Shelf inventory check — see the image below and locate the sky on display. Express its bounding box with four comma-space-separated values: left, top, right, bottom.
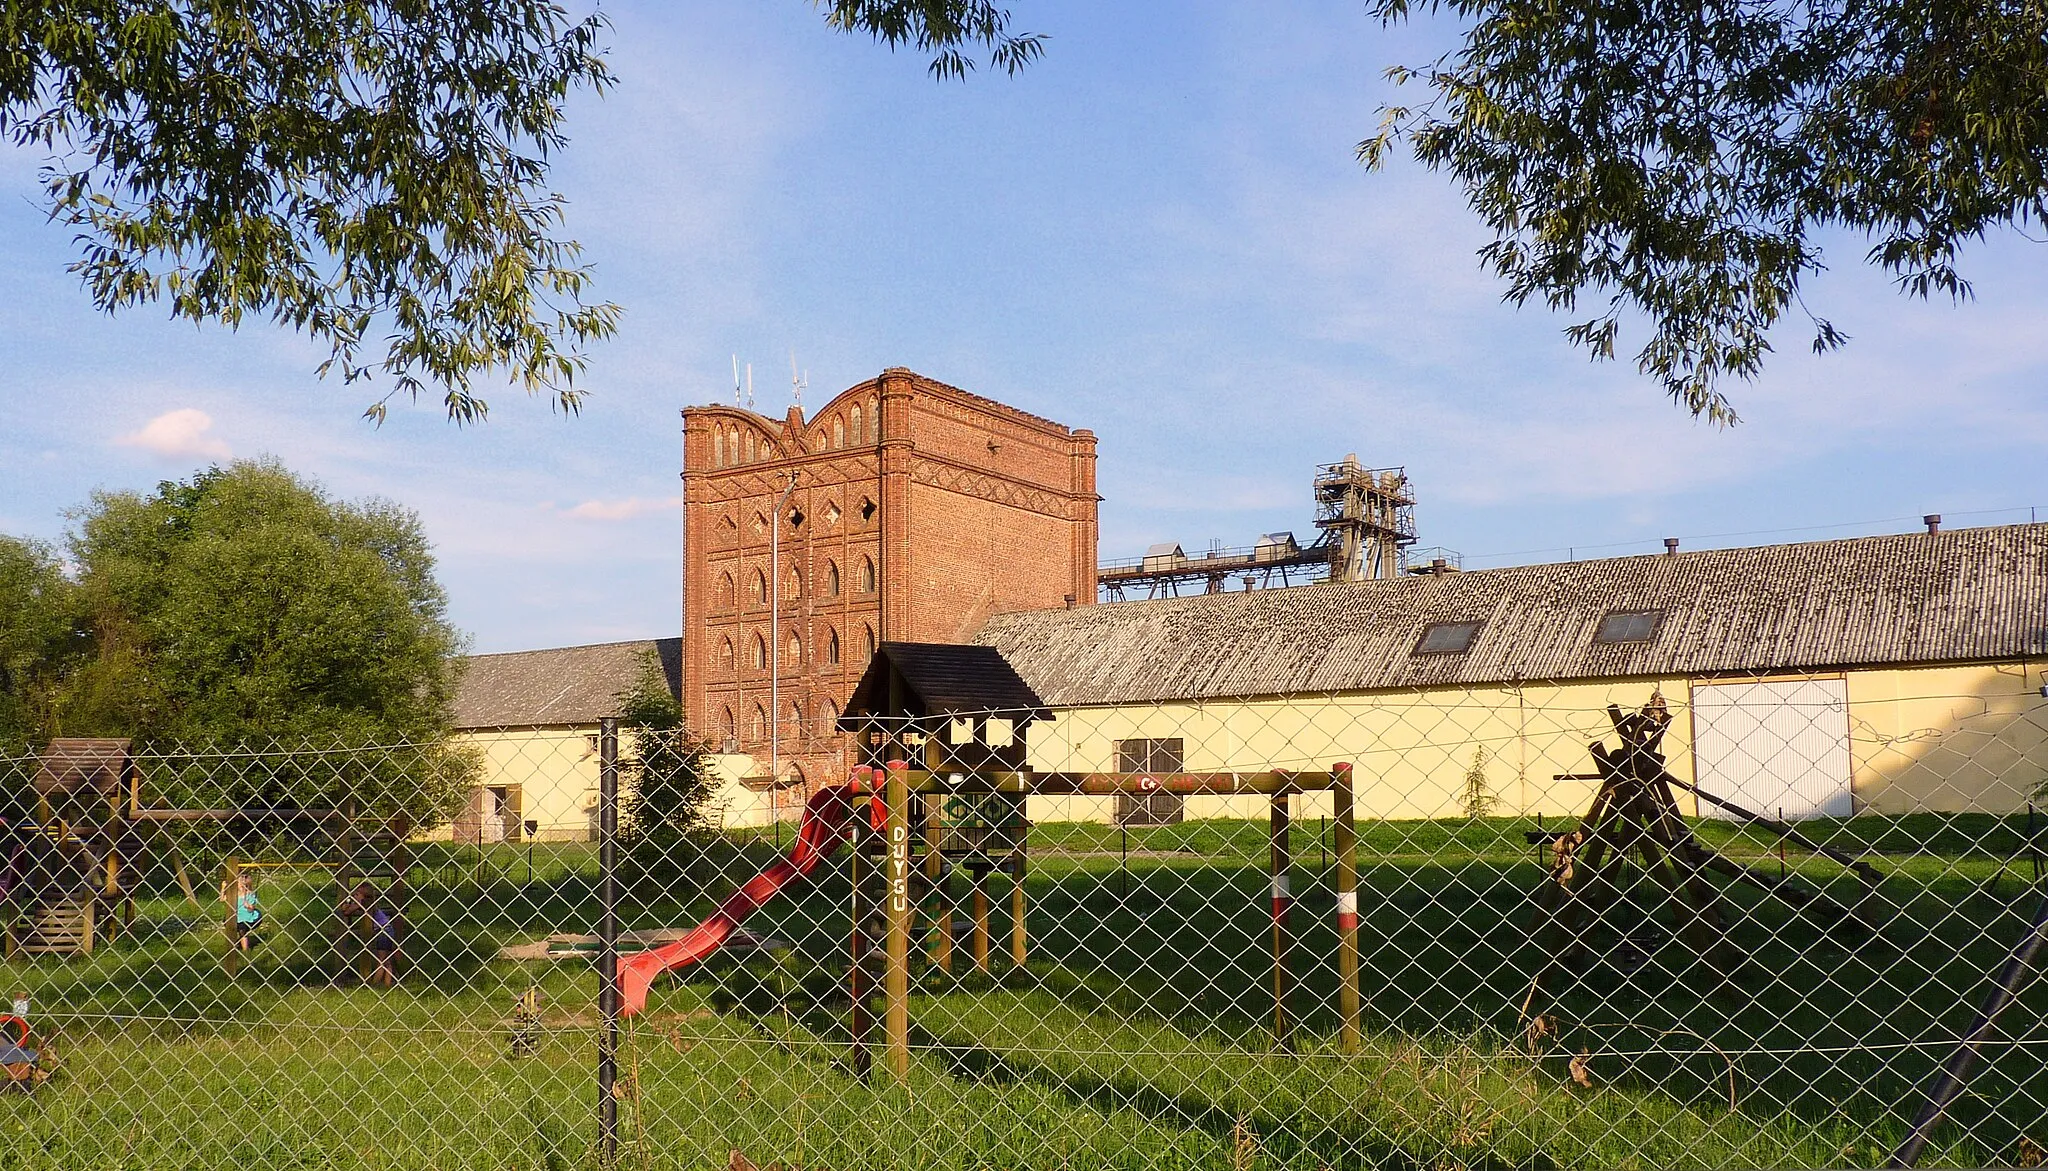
3, 2, 2044, 654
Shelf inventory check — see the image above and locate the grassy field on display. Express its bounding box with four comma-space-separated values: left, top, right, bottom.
4, 815, 2047, 1170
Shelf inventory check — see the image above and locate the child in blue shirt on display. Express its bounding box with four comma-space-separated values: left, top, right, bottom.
234, 873, 263, 951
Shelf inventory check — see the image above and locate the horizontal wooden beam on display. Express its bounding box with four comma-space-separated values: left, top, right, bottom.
896, 770, 1336, 796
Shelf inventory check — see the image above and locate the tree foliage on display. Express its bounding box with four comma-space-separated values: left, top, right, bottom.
2, 0, 618, 423
820, 1, 1045, 79
1363, 0, 2048, 421
0, 536, 78, 751
616, 648, 713, 887
59, 460, 463, 748
0, 462, 472, 820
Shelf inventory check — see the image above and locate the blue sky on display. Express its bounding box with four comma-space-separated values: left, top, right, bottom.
3, 2, 2044, 654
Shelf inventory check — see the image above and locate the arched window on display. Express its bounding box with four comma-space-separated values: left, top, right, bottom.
747, 432, 758, 462
785, 632, 802, 666
719, 636, 734, 671
820, 698, 839, 731
751, 568, 767, 604
790, 702, 806, 739
712, 429, 724, 467
850, 404, 862, 444
721, 706, 736, 742
863, 625, 877, 660
826, 560, 841, 597
729, 427, 741, 462
867, 396, 878, 441
860, 556, 877, 594
827, 627, 841, 665
751, 633, 768, 669
787, 566, 802, 599
833, 416, 845, 448
750, 703, 766, 741
717, 571, 734, 609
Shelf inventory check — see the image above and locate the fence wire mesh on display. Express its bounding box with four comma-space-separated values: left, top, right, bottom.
4, 667, 2047, 1170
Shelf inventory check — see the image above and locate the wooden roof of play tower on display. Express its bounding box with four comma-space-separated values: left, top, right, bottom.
840, 643, 1048, 723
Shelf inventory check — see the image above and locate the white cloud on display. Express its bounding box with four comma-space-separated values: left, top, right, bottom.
566, 496, 683, 520
114, 408, 232, 459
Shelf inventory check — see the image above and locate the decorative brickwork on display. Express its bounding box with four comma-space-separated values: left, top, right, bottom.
681, 368, 1097, 798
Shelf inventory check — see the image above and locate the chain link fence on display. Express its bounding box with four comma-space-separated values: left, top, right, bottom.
3, 669, 2046, 1170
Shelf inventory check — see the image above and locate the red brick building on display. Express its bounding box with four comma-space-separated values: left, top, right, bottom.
681, 367, 1098, 793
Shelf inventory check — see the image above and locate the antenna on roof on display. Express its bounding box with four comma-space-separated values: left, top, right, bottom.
790, 351, 807, 409
745, 363, 755, 410
731, 355, 742, 406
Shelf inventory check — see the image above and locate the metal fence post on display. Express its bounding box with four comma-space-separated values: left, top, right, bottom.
597, 716, 620, 1169
1270, 785, 1294, 1052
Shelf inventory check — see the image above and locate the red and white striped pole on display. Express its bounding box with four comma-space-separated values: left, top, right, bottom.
1333, 762, 1361, 1053
1270, 777, 1294, 1052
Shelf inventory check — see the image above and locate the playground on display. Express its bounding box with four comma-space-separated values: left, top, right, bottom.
4, 659, 2048, 1170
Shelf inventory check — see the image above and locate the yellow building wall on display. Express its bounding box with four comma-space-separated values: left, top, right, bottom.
445, 736, 813, 839
699, 753, 807, 830
1022, 676, 1701, 824
1844, 660, 2048, 814
1017, 660, 2048, 824
448, 727, 605, 841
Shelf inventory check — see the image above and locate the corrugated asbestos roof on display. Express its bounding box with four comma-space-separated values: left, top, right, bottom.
978, 524, 2048, 706
843, 642, 1048, 719
452, 639, 680, 729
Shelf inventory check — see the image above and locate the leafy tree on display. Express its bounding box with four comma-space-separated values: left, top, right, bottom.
827, 2, 2048, 422
3, 0, 617, 423
57, 461, 471, 819
0, 536, 79, 751
3, 2, 1038, 423
819, 1, 1045, 78
1364, 0, 2048, 421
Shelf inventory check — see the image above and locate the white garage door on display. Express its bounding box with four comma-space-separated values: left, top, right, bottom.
1692, 678, 1853, 820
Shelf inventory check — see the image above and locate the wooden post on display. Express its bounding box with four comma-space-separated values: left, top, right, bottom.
970, 867, 991, 972
848, 768, 873, 1079
222, 858, 240, 944
925, 794, 952, 973
171, 846, 200, 910
1333, 762, 1361, 1053
883, 759, 913, 1082
1270, 787, 1294, 1052
1009, 847, 1028, 969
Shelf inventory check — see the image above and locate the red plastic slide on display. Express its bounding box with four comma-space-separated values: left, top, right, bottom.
618, 781, 870, 1017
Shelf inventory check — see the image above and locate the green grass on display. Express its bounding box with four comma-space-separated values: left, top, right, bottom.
4, 815, 2045, 1170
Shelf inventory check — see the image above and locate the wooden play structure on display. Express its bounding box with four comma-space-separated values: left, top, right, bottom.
2, 737, 412, 975
1520, 694, 1878, 1021
618, 643, 1365, 1081
3, 739, 143, 956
